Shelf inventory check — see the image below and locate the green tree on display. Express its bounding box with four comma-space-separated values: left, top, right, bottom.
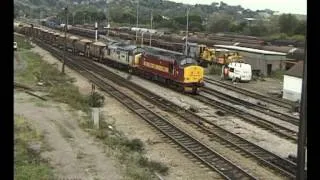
208, 12, 233, 33
249, 25, 268, 36
278, 14, 299, 36
294, 20, 306, 35
229, 21, 247, 33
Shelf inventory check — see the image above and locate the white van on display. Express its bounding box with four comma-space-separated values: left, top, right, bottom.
222, 62, 252, 82
14, 42, 17, 51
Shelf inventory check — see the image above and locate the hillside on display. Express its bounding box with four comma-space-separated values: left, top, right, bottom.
14, 0, 273, 22
14, 0, 306, 40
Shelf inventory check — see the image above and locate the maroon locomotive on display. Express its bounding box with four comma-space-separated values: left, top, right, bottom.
135, 47, 204, 93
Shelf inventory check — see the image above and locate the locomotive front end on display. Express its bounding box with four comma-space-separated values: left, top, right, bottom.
182, 59, 204, 94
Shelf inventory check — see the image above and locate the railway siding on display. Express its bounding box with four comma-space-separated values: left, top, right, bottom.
202, 85, 299, 126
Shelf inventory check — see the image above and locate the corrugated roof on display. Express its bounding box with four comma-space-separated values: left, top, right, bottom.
214, 45, 287, 55
118, 45, 138, 51
263, 45, 297, 53
80, 39, 93, 43
285, 61, 304, 78
92, 41, 106, 46
69, 36, 79, 40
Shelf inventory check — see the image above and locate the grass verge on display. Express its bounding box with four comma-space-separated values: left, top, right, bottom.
15, 50, 90, 113
14, 115, 54, 180
91, 120, 169, 179
14, 34, 33, 50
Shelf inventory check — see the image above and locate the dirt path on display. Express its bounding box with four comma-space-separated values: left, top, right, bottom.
14, 92, 122, 180
14, 51, 26, 74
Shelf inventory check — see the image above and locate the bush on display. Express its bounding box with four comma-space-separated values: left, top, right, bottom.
123, 138, 145, 152
270, 70, 285, 80
138, 157, 169, 175
87, 92, 105, 108
208, 64, 222, 75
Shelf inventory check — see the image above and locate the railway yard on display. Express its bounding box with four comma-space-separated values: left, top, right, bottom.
14, 22, 306, 180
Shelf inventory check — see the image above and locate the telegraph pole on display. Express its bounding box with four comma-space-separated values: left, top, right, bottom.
296, 37, 307, 179
149, 9, 153, 46
135, 0, 139, 44
72, 12, 75, 25
62, 6, 68, 74
105, 0, 110, 37
184, 8, 190, 56
95, 22, 98, 42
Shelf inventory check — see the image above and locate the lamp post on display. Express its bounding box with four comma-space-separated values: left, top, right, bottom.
62, 6, 68, 74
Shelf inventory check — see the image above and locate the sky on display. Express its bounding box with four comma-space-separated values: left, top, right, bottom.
170, 0, 307, 15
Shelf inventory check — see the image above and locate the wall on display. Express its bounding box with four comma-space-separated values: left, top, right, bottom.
243, 57, 283, 75
239, 51, 286, 76
282, 75, 302, 102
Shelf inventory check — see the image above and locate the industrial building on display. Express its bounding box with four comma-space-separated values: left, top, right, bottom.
214, 45, 287, 76
282, 61, 304, 102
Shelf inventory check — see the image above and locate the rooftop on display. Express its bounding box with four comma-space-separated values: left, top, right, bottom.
93, 41, 106, 46
285, 61, 304, 78
214, 45, 287, 56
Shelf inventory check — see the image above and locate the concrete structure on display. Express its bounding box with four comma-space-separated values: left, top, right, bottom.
214, 45, 287, 76
282, 61, 304, 102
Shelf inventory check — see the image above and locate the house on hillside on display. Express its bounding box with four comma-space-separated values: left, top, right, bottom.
282, 61, 304, 102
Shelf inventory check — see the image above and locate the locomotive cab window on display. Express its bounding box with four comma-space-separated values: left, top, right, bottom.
180, 58, 197, 66
229, 68, 234, 72
169, 64, 173, 74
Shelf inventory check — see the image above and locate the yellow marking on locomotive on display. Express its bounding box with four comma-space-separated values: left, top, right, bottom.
184, 65, 204, 83
133, 53, 142, 66
143, 61, 169, 73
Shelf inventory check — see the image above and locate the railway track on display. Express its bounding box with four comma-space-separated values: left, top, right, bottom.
204, 77, 295, 110
80, 60, 297, 178
201, 87, 299, 126
36, 40, 257, 180
194, 93, 297, 142
34, 40, 298, 179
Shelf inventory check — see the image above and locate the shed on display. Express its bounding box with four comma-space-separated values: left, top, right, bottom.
282, 61, 304, 102
214, 45, 287, 76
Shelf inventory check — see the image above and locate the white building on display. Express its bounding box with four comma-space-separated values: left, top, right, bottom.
282, 61, 304, 102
